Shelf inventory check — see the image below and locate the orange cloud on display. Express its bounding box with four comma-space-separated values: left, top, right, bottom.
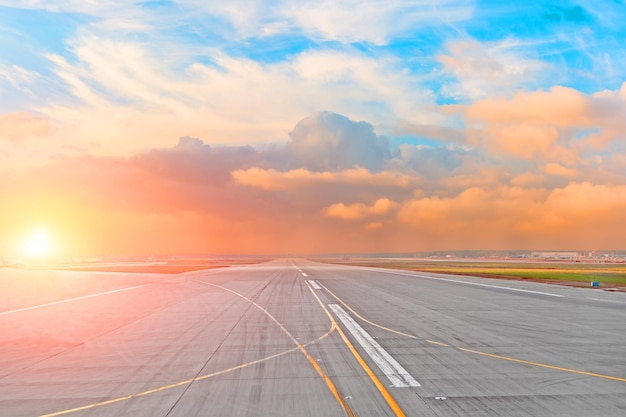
0, 112, 50, 142
3, 106, 626, 257
232, 167, 415, 190
485, 123, 558, 159
460, 85, 626, 165
397, 182, 626, 250
365, 222, 384, 231
323, 198, 397, 220
440, 165, 511, 192
466, 86, 589, 126
543, 162, 578, 178
543, 182, 626, 219
510, 172, 546, 187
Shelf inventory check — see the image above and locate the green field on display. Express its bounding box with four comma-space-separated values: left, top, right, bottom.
329, 259, 626, 287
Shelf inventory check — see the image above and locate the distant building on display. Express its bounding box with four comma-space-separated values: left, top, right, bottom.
532, 251, 582, 259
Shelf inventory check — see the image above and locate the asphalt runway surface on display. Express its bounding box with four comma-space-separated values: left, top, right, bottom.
1, 259, 625, 416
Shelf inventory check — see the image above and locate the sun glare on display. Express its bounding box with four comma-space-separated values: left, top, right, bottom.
21, 229, 54, 259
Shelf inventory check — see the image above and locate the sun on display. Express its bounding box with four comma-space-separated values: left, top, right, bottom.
21, 229, 55, 260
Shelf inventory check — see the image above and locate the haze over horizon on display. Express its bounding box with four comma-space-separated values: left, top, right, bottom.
2, 1, 626, 258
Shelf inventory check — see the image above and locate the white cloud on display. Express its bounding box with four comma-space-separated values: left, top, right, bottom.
284, 0, 473, 44
0, 0, 131, 15
186, 0, 474, 44
439, 39, 548, 100
36, 35, 428, 155
0, 64, 40, 94
2, 0, 474, 45
284, 111, 391, 171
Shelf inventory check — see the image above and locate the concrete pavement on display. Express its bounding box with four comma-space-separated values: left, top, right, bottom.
1, 259, 625, 416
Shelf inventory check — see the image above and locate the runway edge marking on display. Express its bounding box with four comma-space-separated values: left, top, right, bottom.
342, 265, 564, 298
314, 263, 626, 385
0, 285, 145, 315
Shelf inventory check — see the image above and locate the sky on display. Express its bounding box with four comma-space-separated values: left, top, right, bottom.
2, 0, 626, 258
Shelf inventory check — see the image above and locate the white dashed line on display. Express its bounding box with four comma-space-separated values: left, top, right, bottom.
307, 280, 321, 290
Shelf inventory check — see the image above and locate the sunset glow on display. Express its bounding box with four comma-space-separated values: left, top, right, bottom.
1, 2, 626, 257
20, 229, 54, 260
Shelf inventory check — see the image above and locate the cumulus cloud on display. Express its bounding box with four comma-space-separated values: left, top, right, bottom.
3, 108, 626, 255
466, 86, 589, 125
4, 1, 626, 256
133, 136, 263, 185
397, 182, 626, 249
396, 186, 547, 250
230, 112, 421, 190
283, 111, 391, 171
466, 84, 626, 136
394, 145, 467, 179
459, 84, 626, 171
482, 123, 559, 159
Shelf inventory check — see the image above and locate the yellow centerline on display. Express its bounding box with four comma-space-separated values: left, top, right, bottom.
38, 278, 342, 417
458, 347, 626, 383
426, 340, 450, 347
305, 281, 407, 417
315, 279, 626, 385
39, 347, 303, 417
296, 331, 359, 417
191, 280, 358, 417
317, 281, 417, 340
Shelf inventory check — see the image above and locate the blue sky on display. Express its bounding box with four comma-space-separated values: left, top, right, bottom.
2, 1, 626, 255
3, 1, 624, 116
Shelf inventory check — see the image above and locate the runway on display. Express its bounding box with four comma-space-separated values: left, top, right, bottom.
1, 259, 625, 416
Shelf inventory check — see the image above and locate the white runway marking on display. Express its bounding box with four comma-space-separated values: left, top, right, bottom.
0, 285, 145, 315
301, 272, 308, 277
376, 269, 564, 298
425, 277, 564, 297
329, 304, 420, 388
307, 280, 321, 290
